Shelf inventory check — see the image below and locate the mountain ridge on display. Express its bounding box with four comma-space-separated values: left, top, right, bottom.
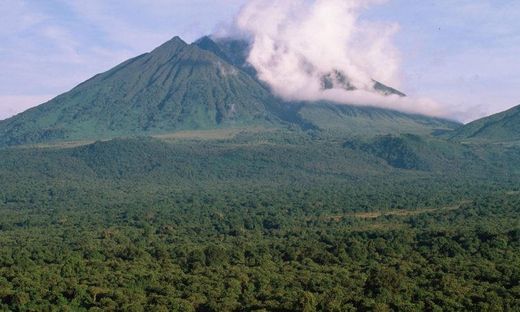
0, 35, 462, 147
0, 36, 285, 146
450, 104, 520, 142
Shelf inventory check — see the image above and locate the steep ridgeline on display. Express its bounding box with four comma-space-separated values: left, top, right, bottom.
0, 35, 461, 147
450, 105, 520, 142
0, 37, 283, 146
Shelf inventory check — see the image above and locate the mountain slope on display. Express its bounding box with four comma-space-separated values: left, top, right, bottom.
450, 105, 520, 142
0, 37, 282, 146
0, 35, 462, 147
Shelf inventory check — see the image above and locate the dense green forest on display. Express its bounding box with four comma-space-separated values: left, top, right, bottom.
0, 130, 519, 311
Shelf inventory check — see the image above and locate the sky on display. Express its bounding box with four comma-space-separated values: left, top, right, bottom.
0, 0, 519, 122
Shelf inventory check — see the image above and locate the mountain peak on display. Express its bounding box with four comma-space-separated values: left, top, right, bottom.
194, 36, 257, 77
0, 34, 281, 146
193, 36, 231, 62
150, 36, 188, 55
194, 35, 213, 45
166, 36, 187, 45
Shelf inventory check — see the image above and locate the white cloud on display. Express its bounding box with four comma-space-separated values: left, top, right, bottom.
233, 0, 445, 116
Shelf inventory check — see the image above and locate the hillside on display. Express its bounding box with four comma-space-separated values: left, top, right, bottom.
450, 104, 520, 142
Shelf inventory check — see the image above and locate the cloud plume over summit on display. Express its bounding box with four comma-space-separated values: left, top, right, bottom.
234, 0, 443, 116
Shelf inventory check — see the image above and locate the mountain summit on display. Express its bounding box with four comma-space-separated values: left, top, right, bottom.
0, 35, 459, 147
0, 36, 281, 146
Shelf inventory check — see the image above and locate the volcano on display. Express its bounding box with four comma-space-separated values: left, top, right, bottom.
0, 36, 459, 147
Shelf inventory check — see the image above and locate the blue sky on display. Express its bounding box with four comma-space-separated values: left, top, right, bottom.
1, 0, 519, 122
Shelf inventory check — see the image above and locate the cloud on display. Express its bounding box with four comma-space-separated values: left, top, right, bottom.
232, 0, 443, 116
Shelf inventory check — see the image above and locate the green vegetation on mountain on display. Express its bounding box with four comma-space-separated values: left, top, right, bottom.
451, 104, 520, 142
